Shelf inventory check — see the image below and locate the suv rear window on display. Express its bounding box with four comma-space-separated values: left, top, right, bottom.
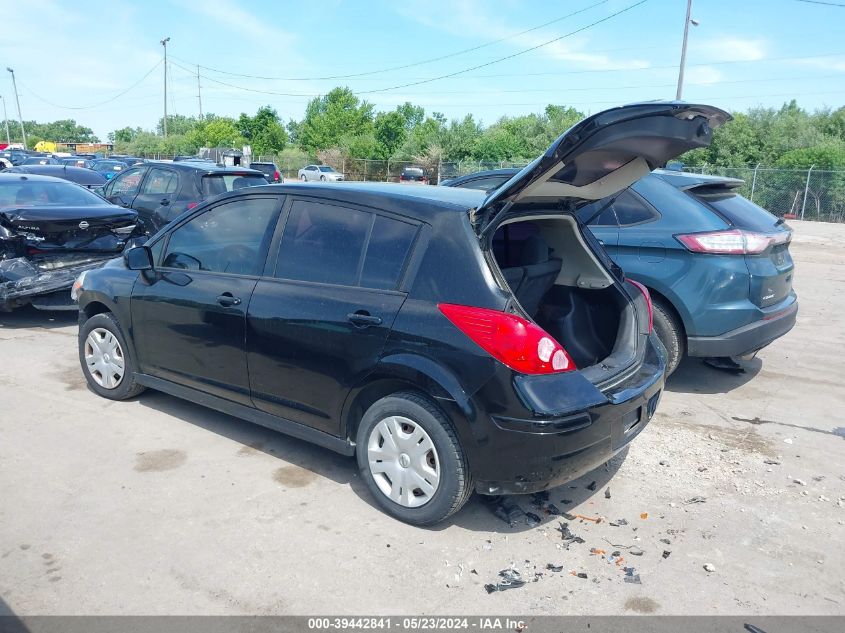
251, 164, 276, 176
689, 187, 779, 233
274, 199, 417, 290
202, 174, 267, 197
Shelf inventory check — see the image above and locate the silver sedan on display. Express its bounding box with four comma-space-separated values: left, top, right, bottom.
297, 164, 344, 182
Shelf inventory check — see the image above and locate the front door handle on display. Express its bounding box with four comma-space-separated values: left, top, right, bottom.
347, 311, 382, 327
160, 198, 170, 206
217, 292, 241, 307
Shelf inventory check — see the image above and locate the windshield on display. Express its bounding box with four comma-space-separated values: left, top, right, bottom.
201, 174, 267, 196
689, 187, 780, 233
0, 180, 110, 208
318, 166, 336, 172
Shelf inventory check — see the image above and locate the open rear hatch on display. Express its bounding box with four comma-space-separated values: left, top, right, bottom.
474, 102, 730, 386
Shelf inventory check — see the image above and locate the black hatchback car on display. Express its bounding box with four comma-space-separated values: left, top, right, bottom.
75, 102, 729, 524
100, 161, 267, 235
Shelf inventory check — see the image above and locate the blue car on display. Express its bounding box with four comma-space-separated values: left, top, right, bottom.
442, 168, 797, 375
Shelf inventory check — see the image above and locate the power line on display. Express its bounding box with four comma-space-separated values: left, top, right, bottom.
18, 60, 162, 110
358, 0, 651, 94
170, 0, 611, 82
792, 0, 845, 7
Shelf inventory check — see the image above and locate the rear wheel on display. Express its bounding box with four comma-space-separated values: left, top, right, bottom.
79, 313, 145, 400
300, 174, 307, 181
652, 298, 684, 376
356, 392, 472, 525
320, 175, 326, 181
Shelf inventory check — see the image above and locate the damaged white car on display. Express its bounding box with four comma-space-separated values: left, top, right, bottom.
0, 173, 140, 311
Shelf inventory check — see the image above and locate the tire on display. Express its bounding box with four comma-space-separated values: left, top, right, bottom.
78, 312, 145, 400
652, 298, 685, 376
300, 174, 306, 181
320, 175, 326, 181
356, 391, 473, 525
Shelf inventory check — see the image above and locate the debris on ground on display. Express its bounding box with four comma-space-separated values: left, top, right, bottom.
546, 563, 563, 572
525, 511, 542, 527
484, 568, 526, 593
589, 547, 607, 556
662, 550, 672, 559
605, 487, 612, 499
609, 518, 629, 527
660, 538, 671, 545
570, 571, 588, 579
764, 459, 781, 465
684, 496, 707, 505
793, 478, 807, 486
703, 356, 745, 373
659, 460, 670, 466
557, 522, 585, 548
640, 512, 649, 519
623, 567, 642, 584
587, 481, 597, 491
482, 496, 526, 526
704, 563, 716, 573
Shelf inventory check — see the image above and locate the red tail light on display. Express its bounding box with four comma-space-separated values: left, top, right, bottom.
626, 279, 653, 333
273, 171, 280, 182
187, 202, 199, 210
438, 303, 575, 374
676, 229, 790, 255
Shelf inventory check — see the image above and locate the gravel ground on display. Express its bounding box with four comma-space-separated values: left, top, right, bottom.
0, 220, 843, 616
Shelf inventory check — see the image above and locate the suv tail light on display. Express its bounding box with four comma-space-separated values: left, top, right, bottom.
676, 229, 790, 255
438, 303, 575, 374
273, 170, 280, 182
626, 279, 653, 333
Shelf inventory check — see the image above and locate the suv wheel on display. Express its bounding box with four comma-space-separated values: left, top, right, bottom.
356, 391, 472, 525
79, 313, 145, 400
652, 298, 684, 376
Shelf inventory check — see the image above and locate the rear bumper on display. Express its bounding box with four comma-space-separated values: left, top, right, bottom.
470, 335, 665, 495
686, 298, 798, 357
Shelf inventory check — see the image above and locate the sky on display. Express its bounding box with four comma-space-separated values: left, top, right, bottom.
1, 0, 844, 141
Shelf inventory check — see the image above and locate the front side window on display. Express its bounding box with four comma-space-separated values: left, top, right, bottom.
274, 199, 417, 290
107, 167, 145, 197
141, 168, 178, 195
162, 197, 280, 276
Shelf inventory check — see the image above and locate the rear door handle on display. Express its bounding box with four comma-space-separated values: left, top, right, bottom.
217, 292, 241, 307
347, 311, 382, 327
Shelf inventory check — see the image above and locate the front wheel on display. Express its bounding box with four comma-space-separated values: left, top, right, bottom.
79, 312, 145, 400
320, 175, 326, 181
356, 392, 473, 525
300, 174, 307, 181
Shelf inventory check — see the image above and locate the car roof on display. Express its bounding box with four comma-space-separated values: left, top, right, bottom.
0, 171, 88, 184
652, 169, 744, 189
2, 165, 108, 185
211, 181, 487, 217
141, 161, 265, 175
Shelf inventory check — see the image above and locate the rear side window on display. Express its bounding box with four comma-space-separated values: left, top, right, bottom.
274, 199, 417, 290
107, 167, 144, 196
690, 188, 779, 233
613, 190, 659, 226
202, 174, 267, 197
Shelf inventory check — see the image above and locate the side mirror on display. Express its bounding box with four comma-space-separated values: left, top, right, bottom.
124, 245, 153, 271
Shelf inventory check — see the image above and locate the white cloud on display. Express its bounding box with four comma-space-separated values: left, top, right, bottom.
694, 36, 767, 63
792, 55, 845, 72
685, 65, 723, 85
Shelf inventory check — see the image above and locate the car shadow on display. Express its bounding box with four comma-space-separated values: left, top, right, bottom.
134, 387, 630, 530
665, 355, 762, 395
0, 305, 77, 330
136, 389, 367, 492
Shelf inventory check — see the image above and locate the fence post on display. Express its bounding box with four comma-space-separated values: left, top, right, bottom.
800, 164, 815, 221
750, 163, 760, 202
386, 159, 390, 182
437, 157, 442, 185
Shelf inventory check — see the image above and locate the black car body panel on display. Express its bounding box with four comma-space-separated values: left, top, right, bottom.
77, 103, 733, 510
4, 165, 107, 189
0, 173, 138, 310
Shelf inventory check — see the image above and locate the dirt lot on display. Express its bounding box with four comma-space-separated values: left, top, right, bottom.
0, 220, 843, 616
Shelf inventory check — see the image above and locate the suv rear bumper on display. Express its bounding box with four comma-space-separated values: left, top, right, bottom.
686, 299, 798, 358
470, 335, 665, 496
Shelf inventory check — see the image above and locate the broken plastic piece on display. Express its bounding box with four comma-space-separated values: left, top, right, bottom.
587, 481, 597, 491
640, 512, 649, 519
525, 511, 541, 527
684, 496, 707, 505
609, 518, 628, 527
556, 522, 586, 548
570, 571, 588, 579
662, 550, 671, 559
604, 487, 611, 499
660, 538, 671, 545
546, 563, 563, 572
589, 548, 606, 556
485, 568, 526, 593
482, 496, 526, 527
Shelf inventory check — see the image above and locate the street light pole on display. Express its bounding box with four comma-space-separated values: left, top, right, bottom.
161, 37, 170, 138
675, 0, 694, 100
0, 95, 11, 147
6, 68, 27, 149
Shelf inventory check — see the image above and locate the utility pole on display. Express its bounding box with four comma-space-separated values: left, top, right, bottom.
196, 64, 203, 120
161, 37, 170, 137
675, 0, 698, 100
0, 95, 10, 147
6, 68, 27, 149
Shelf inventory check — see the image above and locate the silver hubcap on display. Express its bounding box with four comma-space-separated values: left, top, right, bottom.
367, 416, 440, 508
84, 328, 125, 389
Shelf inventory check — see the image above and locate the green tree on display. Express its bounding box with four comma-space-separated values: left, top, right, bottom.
298, 87, 374, 151
374, 111, 407, 158
156, 114, 199, 137
237, 106, 288, 155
